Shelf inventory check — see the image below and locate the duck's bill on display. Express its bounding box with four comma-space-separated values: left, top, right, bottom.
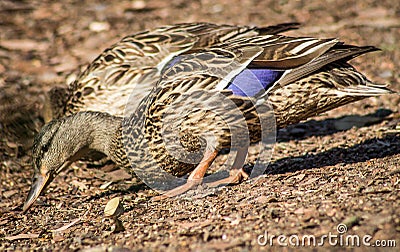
23, 161, 73, 213
22, 172, 53, 213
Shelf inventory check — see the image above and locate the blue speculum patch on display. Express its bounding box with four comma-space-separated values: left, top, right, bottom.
164, 56, 284, 97
227, 69, 284, 97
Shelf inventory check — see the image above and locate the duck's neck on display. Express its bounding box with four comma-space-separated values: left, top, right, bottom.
90, 116, 122, 154
70, 111, 125, 165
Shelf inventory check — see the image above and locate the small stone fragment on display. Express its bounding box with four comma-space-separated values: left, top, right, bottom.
104, 197, 125, 233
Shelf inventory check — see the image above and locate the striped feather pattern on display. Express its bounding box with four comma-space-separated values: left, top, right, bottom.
45, 22, 300, 122
24, 23, 394, 212
122, 31, 392, 176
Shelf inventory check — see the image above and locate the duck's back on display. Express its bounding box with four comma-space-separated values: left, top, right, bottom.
43, 22, 300, 122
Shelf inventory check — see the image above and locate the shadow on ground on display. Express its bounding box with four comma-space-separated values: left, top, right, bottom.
269, 134, 400, 174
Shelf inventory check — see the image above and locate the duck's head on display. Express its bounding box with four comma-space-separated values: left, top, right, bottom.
23, 112, 119, 213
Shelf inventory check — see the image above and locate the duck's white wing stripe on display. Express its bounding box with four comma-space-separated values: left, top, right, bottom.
215, 48, 264, 91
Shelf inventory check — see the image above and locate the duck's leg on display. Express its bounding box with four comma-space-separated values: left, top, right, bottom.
153, 149, 218, 201
206, 146, 249, 187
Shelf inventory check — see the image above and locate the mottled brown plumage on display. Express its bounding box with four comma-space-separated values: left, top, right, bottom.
23, 23, 393, 212
122, 40, 392, 196
44, 22, 300, 122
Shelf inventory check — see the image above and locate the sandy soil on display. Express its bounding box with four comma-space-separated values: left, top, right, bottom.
0, 0, 399, 251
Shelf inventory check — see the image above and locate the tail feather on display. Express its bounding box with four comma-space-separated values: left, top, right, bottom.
279, 45, 380, 86
337, 81, 394, 96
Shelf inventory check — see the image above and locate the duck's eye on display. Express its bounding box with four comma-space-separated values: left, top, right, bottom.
41, 143, 49, 153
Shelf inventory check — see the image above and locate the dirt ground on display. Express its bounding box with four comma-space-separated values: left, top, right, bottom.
0, 0, 399, 251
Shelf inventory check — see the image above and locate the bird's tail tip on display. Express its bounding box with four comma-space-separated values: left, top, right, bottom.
338, 81, 395, 96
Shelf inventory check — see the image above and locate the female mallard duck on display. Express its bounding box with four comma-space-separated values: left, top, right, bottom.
42, 23, 301, 166
23, 23, 393, 212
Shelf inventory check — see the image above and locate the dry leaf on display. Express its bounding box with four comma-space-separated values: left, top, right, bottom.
51, 218, 81, 233
5, 233, 39, 241
3, 190, 18, 198
100, 181, 113, 190
106, 169, 132, 182
0, 40, 48, 51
